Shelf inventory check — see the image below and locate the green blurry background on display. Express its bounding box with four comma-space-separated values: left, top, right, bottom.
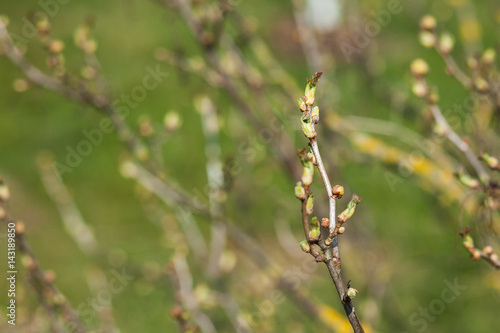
1, 0, 499, 332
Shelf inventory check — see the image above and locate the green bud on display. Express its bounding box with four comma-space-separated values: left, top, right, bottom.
410, 59, 430, 77
302, 166, 314, 186
338, 194, 361, 223
305, 90, 315, 106
439, 33, 454, 54
306, 194, 314, 215
301, 117, 316, 139
347, 287, 359, 299
457, 172, 481, 189
309, 229, 320, 242
481, 49, 496, 65
480, 153, 500, 170
311, 106, 319, 124
299, 240, 310, 253
294, 182, 306, 200
307, 152, 316, 165
310, 216, 319, 228
419, 31, 436, 48
297, 98, 307, 112
420, 15, 437, 31
412, 82, 428, 98
462, 234, 474, 249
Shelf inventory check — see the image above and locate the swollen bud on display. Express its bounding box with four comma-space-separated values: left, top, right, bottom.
306, 194, 314, 215
309, 229, 320, 242
310, 216, 319, 228
305, 91, 315, 106
412, 82, 428, 98
483, 246, 494, 255
297, 98, 307, 112
307, 152, 317, 165
420, 15, 437, 31
311, 106, 320, 124
338, 194, 362, 223
301, 117, 316, 139
480, 153, 500, 170
482, 49, 496, 65
300, 240, 310, 253
302, 166, 313, 187
439, 33, 454, 54
295, 182, 306, 201
321, 218, 330, 229
471, 249, 482, 260
347, 287, 359, 299
462, 234, 474, 249
456, 172, 481, 189
410, 59, 430, 77
419, 31, 436, 48
332, 185, 344, 199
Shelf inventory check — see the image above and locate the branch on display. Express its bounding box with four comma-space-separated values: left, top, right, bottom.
0, 179, 87, 332
295, 73, 365, 332
460, 228, 500, 269
410, 59, 490, 184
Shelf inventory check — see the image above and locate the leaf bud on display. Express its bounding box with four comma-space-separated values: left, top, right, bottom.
299, 240, 310, 253
420, 15, 437, 31
332, 185, 344, 199
410, 59, 430, 77
294, 182, 306, 201
347, 287, 359, 299
306, 194, 314, 215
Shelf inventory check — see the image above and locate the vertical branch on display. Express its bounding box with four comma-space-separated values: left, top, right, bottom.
196, 96, 227, 279
295, 73, 365, 333
171, 254, 217, 333
0, 179, 87, 333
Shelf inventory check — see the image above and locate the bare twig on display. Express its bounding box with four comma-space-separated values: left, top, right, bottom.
172, 254, 216, 333
197, 96, 227, 279
460, 228, 500, 269
0, 179, 87, 333
410, 59, 490, 184
296, 73, 365, 332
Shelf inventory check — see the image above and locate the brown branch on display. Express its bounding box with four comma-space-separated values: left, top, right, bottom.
410, 60, 490, 184
0, 179, 87, 333
460, 228, 500, 269
296, 73, 365, 333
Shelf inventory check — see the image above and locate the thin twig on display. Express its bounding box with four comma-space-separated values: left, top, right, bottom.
0, 180, 87, 333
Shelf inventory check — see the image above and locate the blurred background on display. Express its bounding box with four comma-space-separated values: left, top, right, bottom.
0, 0, 499, 332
